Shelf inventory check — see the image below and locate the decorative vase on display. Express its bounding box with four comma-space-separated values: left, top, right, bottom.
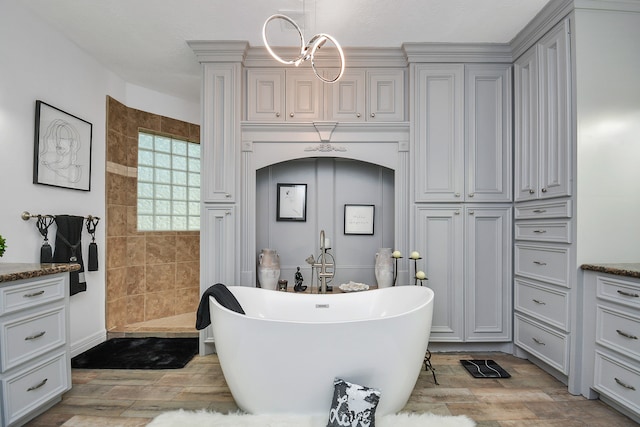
258, 248, 280, 290
374, 248, 394, 288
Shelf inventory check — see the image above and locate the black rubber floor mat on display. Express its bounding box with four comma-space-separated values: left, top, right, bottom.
460, 359, 511, 378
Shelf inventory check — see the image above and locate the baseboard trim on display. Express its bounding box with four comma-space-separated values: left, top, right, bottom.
70, 329, 106, 357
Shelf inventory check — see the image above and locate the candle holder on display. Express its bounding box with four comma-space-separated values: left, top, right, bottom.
412, 257, 422, 286
392, 255, 402, 286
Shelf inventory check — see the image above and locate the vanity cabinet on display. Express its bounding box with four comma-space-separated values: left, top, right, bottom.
416, 204, 512, 342
582, 271, 640, 423
413, 63, 512, 203
0, 273, 71, 427
514, 18, 572, 202
247, 68, 405, 122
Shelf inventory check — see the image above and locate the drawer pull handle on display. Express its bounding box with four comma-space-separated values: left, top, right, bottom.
533, 261, 547, 266
614, 378, 636, 391
24, 290, 45, 298
616, 330, 638, 340
532, 299, 546, 305
27, 378, 48, 392
533, 209, 546, 213
25, 331, 46, 340
533, 230, 547, 234
532, 337, 546, 346
617, 290, 639, 298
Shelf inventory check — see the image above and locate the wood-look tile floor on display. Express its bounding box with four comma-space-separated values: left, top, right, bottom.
24, 351, 638, 427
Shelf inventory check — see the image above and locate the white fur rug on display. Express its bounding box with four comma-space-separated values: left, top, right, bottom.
147, 410, 476, 427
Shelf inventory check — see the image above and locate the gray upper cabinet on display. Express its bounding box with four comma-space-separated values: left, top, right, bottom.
515, 19, 572, 202
247, 68, 405, 122
414, 63, 512, 202
465, 64, 513, 202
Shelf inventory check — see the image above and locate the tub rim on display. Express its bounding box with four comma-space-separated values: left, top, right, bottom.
209, 285, 434, 325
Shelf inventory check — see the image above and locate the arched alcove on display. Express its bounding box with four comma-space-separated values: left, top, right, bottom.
240, 122, 411, 288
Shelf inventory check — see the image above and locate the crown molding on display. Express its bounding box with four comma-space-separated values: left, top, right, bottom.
243, 46, 408, 68
402, 42, 512, 63
187, 40, 250, 63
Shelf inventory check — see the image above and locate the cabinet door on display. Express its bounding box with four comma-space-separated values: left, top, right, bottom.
246, 69, 285, 121
367, 69, 405, 121
465, 205, 512, 341
416, 205, 464, 341
514, 46, 539, 202
200, 206, 236, 345
326, 69, 366, 121
414, 64, 464, 202
285, 70, 323, 121
202, 63, 241, 201
538, 19, 572, 199
465, 64, 512, 202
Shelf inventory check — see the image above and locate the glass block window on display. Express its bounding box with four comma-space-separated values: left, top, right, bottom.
137, 132, 201, 231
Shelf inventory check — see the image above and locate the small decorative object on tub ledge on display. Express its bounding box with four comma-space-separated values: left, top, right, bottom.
293, 266, 307, 292
338, 281, 369, 292
410, 251, 428, 286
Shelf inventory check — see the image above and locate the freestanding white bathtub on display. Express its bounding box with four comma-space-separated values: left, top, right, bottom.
209, 285, 434, 416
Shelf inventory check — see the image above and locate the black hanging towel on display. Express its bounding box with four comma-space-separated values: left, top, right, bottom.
52, 215, 86, 296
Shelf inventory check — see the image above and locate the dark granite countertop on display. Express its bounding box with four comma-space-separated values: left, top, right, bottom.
580, 263, 640, 279
0, 263, 81, 283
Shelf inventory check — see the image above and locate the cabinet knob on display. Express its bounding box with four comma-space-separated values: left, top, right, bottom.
468, 193, 474, 198
541, 188, 548, 193
276, 112, 280, 117
454, 193, 461, 198
225, 211, 231, 216
454, 210, 460, 215
356, 113, 361, 118
370, 112, 376, 118
468, 210, 475, 215
290, 112, 295, 118
225, 193, 231, 198
529, 189, 535, 194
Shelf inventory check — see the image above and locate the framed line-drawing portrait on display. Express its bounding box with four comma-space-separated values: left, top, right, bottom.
33, 100, 93, 191
344, 204, 375, 235
277, 183, 307, 221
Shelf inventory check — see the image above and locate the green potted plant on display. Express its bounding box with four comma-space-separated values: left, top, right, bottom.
0, 234, 6, 258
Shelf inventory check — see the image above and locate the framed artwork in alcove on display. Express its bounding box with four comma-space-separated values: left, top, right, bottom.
344, 204, 375, 235
277, 183, 307, 221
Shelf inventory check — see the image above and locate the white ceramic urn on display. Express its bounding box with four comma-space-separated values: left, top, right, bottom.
257, 248, 280, 290
374, 248, 394, 288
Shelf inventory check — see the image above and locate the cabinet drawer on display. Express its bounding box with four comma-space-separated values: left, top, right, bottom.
2, 351, 69, 426
515, 220, 571, 243
515, 278, 569, 330
0, 276, 65, 315
594, 351, 640, 416
514, 199, 572, 220
1, 306, 66, 371
597, 275, 640, 310
514, 314, 569, 374
515, 243, 571, 287
596, 305, 640, 361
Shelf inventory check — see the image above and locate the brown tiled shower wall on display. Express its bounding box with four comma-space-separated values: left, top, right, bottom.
105, 96, 200, 332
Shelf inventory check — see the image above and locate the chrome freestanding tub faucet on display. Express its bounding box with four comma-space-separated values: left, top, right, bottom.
314, 230, 334, 294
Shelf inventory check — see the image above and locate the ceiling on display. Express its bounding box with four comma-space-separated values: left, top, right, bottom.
21, 0, 552, 103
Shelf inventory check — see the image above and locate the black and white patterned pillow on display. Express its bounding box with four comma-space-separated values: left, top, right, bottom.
327, 378, 381, 427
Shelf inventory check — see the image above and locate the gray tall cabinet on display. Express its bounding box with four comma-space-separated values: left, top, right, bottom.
407, 48, 513, 345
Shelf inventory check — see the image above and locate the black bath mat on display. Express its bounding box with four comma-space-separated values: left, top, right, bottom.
71, 337, 198, 369
460, 359, 511, 378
